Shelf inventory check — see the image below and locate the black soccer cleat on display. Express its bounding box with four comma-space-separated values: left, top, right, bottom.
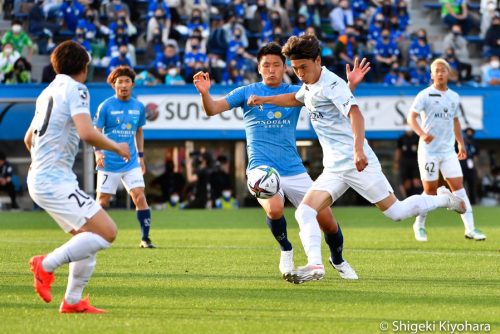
140, 238, 156, 248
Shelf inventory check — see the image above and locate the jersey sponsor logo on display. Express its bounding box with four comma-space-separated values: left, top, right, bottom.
309, 111, 324, 121
78, 87, 88, 100
428, 93, 441, 97
256, 119, 291, 128
266, 111, 283, 119
342, 96, 355, 108
128, 109, 140, 115
110, 110, 123, 115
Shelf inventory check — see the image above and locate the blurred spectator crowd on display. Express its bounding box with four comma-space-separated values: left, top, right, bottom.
0, 0, 499, 86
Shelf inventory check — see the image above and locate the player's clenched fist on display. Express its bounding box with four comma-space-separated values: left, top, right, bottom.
116, 142, 131, 162
247, 95, 264, 106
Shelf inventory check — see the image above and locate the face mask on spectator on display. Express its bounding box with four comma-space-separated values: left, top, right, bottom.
168, 68, 177, 76
77, 33, 85, 39
12, 25, 22, 34
392, 67, 399, 73
418, 65, 426, 71
192, 44, 199, 50
86, 15, 95, 21
491, 60, 500, 69
17, 63, 26, 71
234, 34, 241, 40
155, 15, 164, 20
382, 34, 389, 40
452, 30, 461, 36
120, 51, 127, 57
418, 35, 426, 41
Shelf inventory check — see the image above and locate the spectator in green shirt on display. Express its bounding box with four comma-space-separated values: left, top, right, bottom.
1, 20, 33, 61
440, 0, 472, 34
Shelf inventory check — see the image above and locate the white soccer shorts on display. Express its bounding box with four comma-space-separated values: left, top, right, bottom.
417, 152, 463, 182
311, 163, 394, 204
29, 182, 101, 233
279, 172, 314, 207
96, 167, 145, 194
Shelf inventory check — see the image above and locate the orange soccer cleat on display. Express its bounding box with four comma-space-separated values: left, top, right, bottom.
59, 296, 107, 314
29, 255, 55, 303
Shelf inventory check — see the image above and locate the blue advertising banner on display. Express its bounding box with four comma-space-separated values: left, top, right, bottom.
1, 84, 498, 140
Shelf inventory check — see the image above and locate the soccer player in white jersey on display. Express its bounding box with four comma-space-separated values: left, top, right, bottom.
193, 43, 369, 281
94, 66, 155, 248
248, 35, 467, 283
408, 59, 486, 242
24, 41, 130, 313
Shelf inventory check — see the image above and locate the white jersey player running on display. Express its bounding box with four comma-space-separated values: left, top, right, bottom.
408, 58, 486, 242
24, 41, 130, 313
248, 35, 467, 284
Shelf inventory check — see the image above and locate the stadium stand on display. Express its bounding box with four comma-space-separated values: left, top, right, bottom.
0, 0, 496, 85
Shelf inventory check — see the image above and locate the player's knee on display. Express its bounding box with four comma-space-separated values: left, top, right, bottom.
383, 200, 406, 221
103, 223, 118, 243
295, 203, 316, 225
266, 206, 284, 220
98, 196, 111, 208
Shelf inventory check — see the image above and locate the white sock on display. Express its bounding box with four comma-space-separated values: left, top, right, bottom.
295, 204, 322, 265
414, 214, 427, 229
383, 194, 448, 222
453, 188, 475, 232
64, 253, 96, 304
42, 232, 111, 272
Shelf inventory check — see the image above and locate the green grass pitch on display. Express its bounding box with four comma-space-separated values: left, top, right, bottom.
0, 207, 498, 334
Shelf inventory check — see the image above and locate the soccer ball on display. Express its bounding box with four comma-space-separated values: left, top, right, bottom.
247, 165, 280, 199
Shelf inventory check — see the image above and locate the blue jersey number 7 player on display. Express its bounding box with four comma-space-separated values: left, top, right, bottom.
193, 43, 369, 281
93, 66, 155, 248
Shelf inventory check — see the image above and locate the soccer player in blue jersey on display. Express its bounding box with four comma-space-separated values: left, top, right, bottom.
93, 66, 155, 248
248, 35, 467, 283
193, 43, 369, 281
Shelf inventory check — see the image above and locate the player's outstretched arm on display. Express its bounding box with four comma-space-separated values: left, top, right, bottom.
454, 117, 467, 160
247, 93, 302, 107
349, 105, 368, 172
193, 71, 231, 116
73, 113, 130, 160
407, 111, 434, 144
346, 57, 371, 92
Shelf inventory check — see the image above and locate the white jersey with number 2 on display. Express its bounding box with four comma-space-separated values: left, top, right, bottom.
28, 74, 91, 187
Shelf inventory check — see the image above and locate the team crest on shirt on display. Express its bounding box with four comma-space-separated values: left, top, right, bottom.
78, 88, 88, 100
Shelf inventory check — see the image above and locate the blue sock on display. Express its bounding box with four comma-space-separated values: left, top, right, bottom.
265, 216, 292, 251
325, 224, 344, 265
136, 209, 151, 240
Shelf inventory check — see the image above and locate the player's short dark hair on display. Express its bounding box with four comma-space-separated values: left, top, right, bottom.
257, 43, 285, 64
107, 66, 136, 85
282, 35, 321, 61
50, 41, 90, 76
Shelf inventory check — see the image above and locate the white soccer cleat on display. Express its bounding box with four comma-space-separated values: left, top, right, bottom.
329, 259, 359, 280
413, 223, 428, 242
279, 250, 294, 277
437, 186, 466, 214
285, 264, 325, 284
465, 229, 486, 241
